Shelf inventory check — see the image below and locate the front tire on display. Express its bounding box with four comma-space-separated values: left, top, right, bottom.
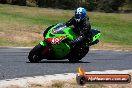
28, 44, 43, 63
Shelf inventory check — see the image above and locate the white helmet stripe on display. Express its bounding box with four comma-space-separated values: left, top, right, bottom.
76, 8, 83, 14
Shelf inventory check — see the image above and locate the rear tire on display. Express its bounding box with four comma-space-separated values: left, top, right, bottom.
28, 44, 43, 63
68, 46, 89, 63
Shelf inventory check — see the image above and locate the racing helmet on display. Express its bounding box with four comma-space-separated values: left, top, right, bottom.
75, 7, 87, 22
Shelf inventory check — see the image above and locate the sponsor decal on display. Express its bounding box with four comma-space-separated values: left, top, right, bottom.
76, 66, 131, 85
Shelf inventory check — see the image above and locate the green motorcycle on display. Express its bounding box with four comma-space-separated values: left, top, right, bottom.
28, 23, 101, 63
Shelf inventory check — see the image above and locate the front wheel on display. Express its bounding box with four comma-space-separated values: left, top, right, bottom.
68, 46, 89, 63
28, 44, 43, 63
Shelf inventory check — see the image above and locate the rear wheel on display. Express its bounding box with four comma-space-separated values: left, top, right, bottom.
28, 44, 43, 63
68, 46, 89, 63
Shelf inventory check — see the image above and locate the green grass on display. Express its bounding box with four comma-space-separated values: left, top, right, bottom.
0, 4, 132, 48
90, 12, 132, 45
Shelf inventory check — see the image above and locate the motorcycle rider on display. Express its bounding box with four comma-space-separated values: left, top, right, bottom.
65, 7, 91, 45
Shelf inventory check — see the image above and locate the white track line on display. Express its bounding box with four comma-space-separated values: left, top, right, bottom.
0, 70, 132, 88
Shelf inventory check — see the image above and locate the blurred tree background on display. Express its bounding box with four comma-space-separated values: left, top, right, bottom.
0, 0, 132, 12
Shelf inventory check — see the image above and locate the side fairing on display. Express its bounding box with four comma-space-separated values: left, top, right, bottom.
44, 23, 77, 58
52, 43, 71, 58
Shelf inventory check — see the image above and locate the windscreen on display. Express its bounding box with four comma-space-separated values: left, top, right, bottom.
52, 23, 66, 34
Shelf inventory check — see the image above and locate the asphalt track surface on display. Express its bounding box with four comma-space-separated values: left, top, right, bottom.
0, 48, 132, 80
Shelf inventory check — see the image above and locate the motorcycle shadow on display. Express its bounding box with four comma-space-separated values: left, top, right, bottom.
27, 60, 90, 63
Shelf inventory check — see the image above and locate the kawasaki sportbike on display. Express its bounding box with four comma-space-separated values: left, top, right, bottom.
28, 23, 101, 62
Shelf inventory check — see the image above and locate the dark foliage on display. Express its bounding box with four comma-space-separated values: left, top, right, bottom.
0, 0, 132, 12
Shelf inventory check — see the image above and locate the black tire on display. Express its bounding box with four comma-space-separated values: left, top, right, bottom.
28, 44, 43, 63
68, 46, 89, 63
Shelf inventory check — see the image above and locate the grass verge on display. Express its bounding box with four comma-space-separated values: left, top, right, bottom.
23, 74, 132, 88
0, 4, 132, 50
5, 77, 132, 88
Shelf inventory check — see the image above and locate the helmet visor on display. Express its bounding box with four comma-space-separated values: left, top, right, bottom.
75, 14, 81, 20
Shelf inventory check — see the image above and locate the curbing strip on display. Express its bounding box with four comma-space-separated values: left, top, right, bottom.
0, 73, 75, 88
0, 70, 132, 88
